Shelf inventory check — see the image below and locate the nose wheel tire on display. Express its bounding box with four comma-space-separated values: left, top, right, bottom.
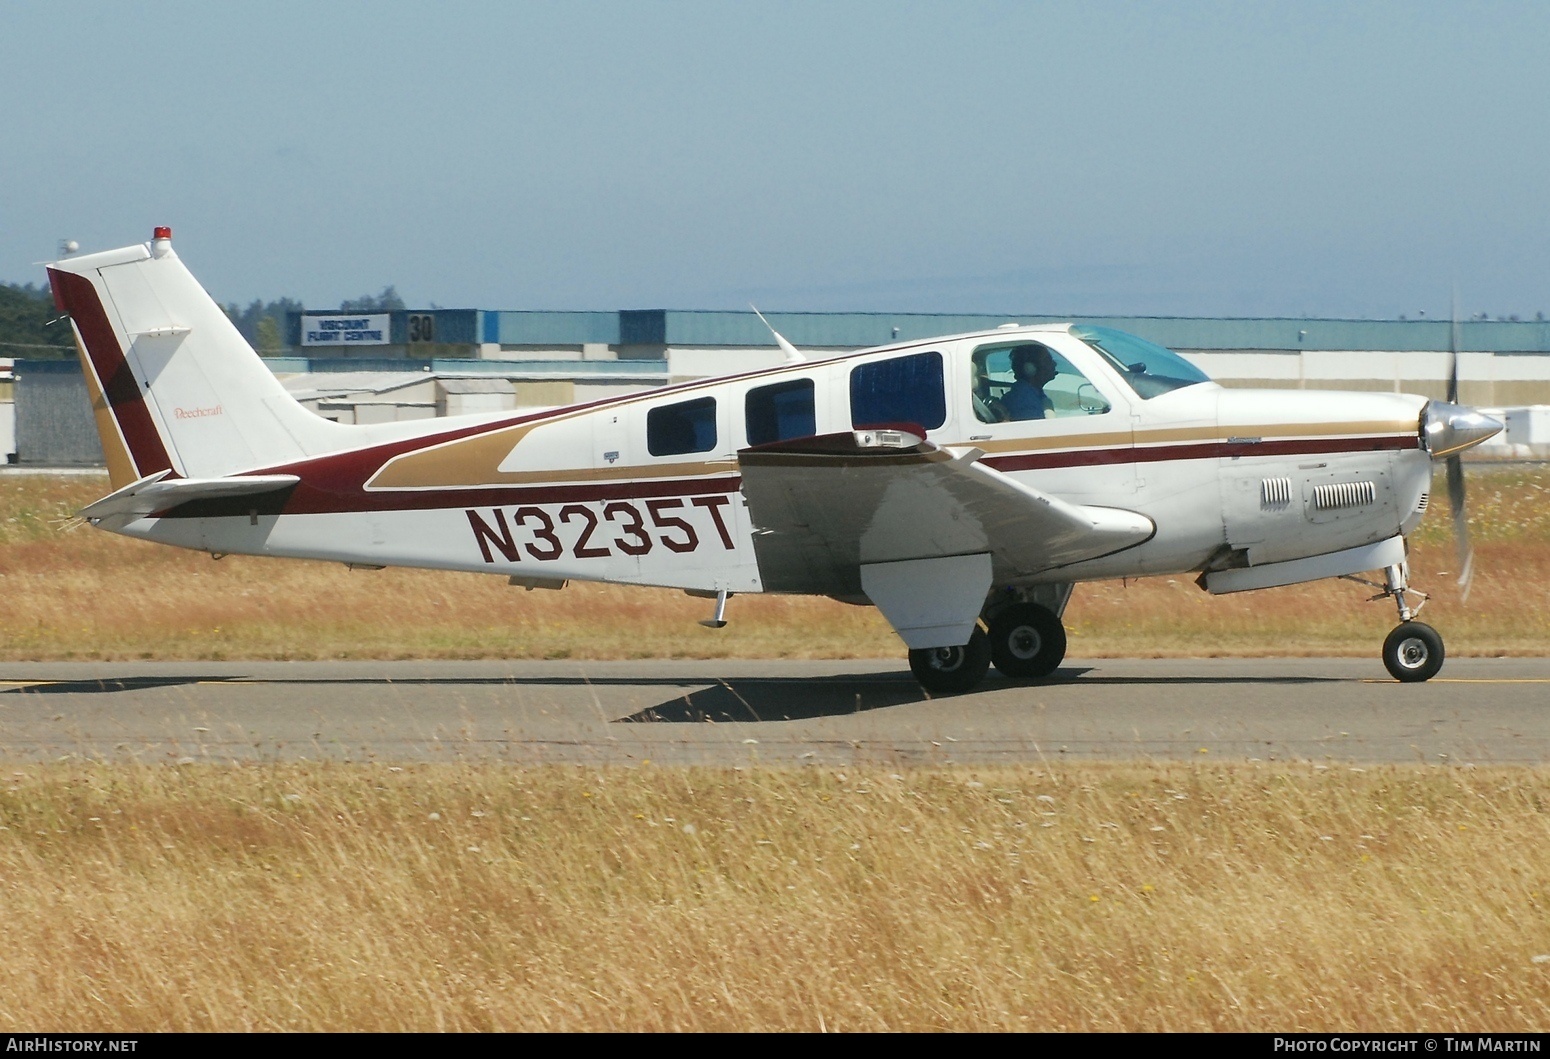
988, 603, 1067, 679
1382, 621, 1445, 683
909, 628, 992, 696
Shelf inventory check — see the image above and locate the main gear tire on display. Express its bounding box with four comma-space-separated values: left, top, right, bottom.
908, 629, 992, 696
988, 603, 1067, 679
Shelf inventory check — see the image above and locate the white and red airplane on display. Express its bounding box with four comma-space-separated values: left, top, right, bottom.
44, 228, 1502, 693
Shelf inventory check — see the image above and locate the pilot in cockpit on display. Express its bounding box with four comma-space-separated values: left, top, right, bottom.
1002, 344, 1057, 421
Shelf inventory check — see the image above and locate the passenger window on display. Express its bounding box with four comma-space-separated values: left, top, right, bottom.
971, 342, 1111, 424
745, 378, 816, 447
647, 396, 717, 456
850, 351, 946, 431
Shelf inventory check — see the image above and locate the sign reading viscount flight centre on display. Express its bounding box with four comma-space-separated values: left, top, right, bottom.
301, 314, 390, 346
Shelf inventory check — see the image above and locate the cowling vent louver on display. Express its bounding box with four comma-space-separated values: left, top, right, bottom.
1313, 481, 1377, 511
1261, 477, 1293, 507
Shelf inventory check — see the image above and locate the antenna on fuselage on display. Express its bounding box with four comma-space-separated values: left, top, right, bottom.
751, 305, 805, 364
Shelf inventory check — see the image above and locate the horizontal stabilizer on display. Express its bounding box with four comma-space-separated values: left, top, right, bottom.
80, 470, 300, 528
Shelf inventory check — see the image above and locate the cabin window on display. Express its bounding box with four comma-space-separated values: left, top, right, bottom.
849, 351, 945, 431
647, 396, 717, 456
745, 378, 816, 447
971, 342, 1112, 423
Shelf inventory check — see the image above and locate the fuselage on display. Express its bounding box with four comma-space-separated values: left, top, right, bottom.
118, 323, 1433, 597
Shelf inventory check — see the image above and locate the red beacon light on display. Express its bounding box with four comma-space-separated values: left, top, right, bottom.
151, 225, 173, 258
153, 226, 172, 241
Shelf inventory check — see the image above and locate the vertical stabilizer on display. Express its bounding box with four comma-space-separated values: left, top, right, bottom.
47, 228, 352, 487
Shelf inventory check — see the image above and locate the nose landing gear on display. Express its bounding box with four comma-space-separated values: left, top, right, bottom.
1346, 561, 1444, 682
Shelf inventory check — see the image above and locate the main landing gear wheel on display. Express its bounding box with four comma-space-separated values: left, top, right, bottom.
909, 628, 991, 696
1382, 621, 1445, 683
988, 603, 1067, 679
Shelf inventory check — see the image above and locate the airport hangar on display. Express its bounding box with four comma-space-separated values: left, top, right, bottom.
6, 308, 1550, 466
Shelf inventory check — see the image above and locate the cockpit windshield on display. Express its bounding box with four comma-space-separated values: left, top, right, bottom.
1071, 325, 1211, 399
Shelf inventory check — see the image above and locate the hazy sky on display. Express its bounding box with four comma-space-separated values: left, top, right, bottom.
5, 1, 1547, 317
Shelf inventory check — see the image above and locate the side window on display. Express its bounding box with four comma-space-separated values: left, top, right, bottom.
971, 342, 1112, 424
850, 351, 946, 431
647, 396, 717, 456
745, 378, 816, 447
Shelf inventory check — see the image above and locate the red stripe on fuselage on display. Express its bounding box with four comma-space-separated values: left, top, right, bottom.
157, 429, 1417, 520
277, 471, 744, 515
158, 437, 744, 518
47, 268, 175, 477
983, 433, 1418, 473
270, 427, 743, 514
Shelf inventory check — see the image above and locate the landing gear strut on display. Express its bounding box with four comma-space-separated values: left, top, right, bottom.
1347, 562, 1445, 683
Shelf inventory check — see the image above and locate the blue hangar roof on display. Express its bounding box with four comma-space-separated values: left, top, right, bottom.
503, 310, 1550, 353
290, 309, 1550, 353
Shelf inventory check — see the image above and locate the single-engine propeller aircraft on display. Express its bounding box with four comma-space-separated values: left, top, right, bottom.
44, 229, 1503, 693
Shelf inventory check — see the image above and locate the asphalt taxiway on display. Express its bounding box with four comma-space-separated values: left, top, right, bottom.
1, 657, 1547, 765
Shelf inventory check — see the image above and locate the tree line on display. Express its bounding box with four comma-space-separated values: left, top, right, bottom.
0, 282, 406, 360
0, 282, 71, 357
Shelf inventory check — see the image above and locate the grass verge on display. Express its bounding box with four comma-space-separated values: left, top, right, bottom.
1, 761, 1547, 1031
0, 468, 1546, 660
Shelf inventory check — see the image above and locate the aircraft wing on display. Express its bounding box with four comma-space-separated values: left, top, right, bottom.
737, 429, 1152, 647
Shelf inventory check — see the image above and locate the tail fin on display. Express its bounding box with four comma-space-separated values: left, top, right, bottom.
47, 227, 349, 489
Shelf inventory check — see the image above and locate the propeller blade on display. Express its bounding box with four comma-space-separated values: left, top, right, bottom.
1446, 452, 1473, 600
1448, 290, 1460, 405
1444, 291, 1473, 600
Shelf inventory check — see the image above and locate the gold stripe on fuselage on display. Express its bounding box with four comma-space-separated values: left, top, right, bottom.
367, 357, 829, 490
367, 389, 1419, 494
1132, 419, 1418, 447
367, 415, 733, 491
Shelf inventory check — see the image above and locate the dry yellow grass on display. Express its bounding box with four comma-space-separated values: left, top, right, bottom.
4, 476, 1547, 1030
0, 468, 1546, 661
1, 761, 1548, 1031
